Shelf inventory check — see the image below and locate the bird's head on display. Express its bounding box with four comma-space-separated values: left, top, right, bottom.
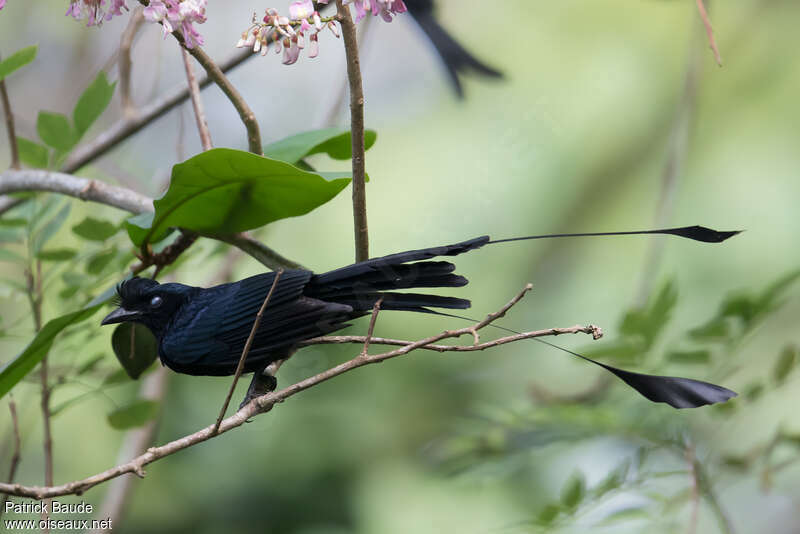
101, 277, 194, 338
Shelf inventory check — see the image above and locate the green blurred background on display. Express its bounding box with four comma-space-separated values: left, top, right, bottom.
1, 1, 799, 532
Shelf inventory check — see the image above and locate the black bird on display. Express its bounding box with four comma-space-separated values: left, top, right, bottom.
404, 0, 503, 97
101, 226, 740, 409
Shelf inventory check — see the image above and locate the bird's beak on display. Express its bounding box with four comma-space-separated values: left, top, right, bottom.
101, 307, 141, 326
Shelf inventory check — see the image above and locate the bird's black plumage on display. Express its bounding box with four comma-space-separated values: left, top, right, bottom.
101, 226, 741, 409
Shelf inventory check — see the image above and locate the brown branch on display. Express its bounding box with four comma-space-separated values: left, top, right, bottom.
0, 170, 152, 214
131, 230, 198, 277
214, 269, 284, 433
299, 324, 601, 352
695, 0, 722, 66
0, 170, 300, 271
60, 48, 253, 173
335, 0, 369, 262
0, 73, 19, 170
119, 6, 145, 117
180, 48, 213, 151
0, 398, 22, 519
359, 298, 383, 357
0, 285, 603, 500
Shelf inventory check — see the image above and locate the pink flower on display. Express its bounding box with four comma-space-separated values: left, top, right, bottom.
65, 0, 129, 26
288, 0, 313, 21
0, 0, 7, 11
143, 0, 207, 48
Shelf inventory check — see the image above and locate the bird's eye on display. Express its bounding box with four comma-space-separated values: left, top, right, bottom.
150, 296, 163, 308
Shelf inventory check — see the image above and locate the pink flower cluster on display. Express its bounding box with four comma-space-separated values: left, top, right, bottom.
65, 0, 129, 26
0, 0, 6, 11
143, 0, 207, 48
238, 0, 407, 65
324, 0, 407, 23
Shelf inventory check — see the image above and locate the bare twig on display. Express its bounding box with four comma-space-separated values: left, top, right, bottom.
119, 6, 146, 117
359, 298, 383, 358
214, 270, 284, 433
695, 0, 722, 66
60, 48, 254, 173
0, 398, 21, 519
0, 285, 601, 500
0, 170, 152, 214
299, 324, 600, 352
180, 49, 213, 151
0, 73, 20, 170
132, 230, 199, 277
335, 0, 369, 262
0, 170, 300, 270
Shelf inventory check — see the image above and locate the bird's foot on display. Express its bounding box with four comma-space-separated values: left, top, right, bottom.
239, 371, 277, 411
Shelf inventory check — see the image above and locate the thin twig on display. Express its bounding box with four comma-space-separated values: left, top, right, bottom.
0, 285, 601, 500
119, 6, 145, 117
695, 0, 722, 66
213, 270, 284, 433
335, 0, 369, 262
180, 49, 213, 151
60, 48, 253, 173
0, 67, 20, 169
0, 170, 300, 270
0, 170, 152, 214
359, 297, 383, 357
0, 398, 22, 519
300, 324, 600, 352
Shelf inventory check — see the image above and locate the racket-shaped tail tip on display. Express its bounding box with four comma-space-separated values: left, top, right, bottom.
676, 226, 743, 243
610, 368, 738, 409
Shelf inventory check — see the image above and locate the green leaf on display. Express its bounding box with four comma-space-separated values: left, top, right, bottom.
560, 472, 586, 510
107, 400, 160, 430
0, 296, 110, 399
263, 128, 378, 164
72, 216, 119, 241
599, 506, 650, 525
536, 504, 561, 525
0, 45, 38, 81
87, 248, 117, 274
129, 148, 352, 246
16, 137, 49, 168
744, 382, 764, 401
73, 71, 116, 136
31, 203, 71, 254
620, 280, 677, 349
0, 217, 27, 227
773, 345, 797, 384
582, 340, 643, 365
111, 322, 158, 379
688, 317, 730, 341
666, 350, 711, 364
37, 248, 77, 261
36, 111, 77, 152
102, 368, 132, 386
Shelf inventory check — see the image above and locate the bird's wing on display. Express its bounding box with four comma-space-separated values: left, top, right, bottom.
160, 270, 354, 376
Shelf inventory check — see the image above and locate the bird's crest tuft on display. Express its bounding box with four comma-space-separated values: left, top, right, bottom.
115, 277, 159, 307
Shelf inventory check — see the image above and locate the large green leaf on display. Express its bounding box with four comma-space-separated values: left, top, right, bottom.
0, 45, 38, 81
126, 148, 353, 246
73, 72, 116, 136
263, 128, 378, 164
0, 285, 115, 400
36, 111, 77, 152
